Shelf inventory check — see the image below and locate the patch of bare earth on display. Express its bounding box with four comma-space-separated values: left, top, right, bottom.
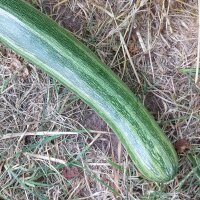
0, 0, 199, 199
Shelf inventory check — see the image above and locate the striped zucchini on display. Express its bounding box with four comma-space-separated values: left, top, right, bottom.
0, 0, 178, 182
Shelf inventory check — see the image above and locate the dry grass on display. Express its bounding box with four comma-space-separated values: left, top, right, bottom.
0, 0, 199, 199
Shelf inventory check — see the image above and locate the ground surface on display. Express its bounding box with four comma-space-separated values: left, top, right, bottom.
0, 0, 199, 199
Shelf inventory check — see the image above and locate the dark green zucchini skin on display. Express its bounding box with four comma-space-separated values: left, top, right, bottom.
0, 0, 178, 182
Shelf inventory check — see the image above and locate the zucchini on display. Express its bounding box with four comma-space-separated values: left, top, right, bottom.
0, 0, 178, 182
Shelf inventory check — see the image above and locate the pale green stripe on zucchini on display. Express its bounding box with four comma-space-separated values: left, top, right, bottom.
0, 0, 178, 182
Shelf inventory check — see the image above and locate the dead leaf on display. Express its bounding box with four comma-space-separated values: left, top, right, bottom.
128, 35, 139, 55
174, 138, 190, 153
35, 176, 45, 182
7, 55, 31, 80
61, 166, 79, 179
10, 57, 22, 71
20, 67, 30, 81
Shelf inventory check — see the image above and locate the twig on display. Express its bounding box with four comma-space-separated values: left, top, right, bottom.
195, 0, 200, 83
0, 130, 111, 140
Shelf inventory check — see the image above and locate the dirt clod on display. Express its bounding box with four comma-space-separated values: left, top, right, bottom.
62, 166, 80, 179
174, 138, 191, 153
